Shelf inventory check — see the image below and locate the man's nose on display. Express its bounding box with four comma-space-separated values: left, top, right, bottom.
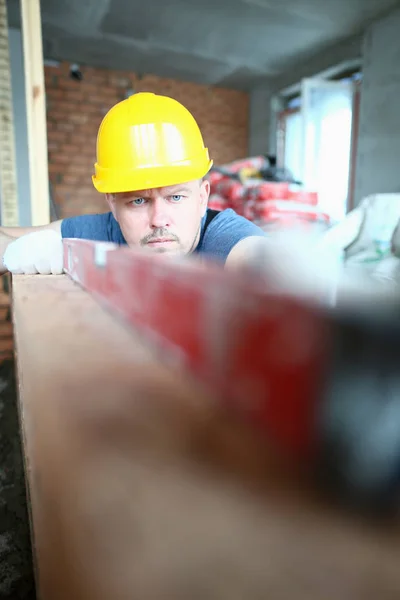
149, 199, 170, 229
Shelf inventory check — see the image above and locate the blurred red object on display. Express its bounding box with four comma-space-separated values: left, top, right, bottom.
208, 194, 228, 211
288, 190, 319, 206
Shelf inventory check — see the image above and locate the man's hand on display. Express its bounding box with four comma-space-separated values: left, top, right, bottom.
3, 230, 64, 275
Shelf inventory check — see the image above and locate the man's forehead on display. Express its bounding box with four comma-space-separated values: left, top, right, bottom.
119, 180, 200, 198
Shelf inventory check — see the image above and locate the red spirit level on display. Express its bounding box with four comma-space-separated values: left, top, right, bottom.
63, 237, 400, 514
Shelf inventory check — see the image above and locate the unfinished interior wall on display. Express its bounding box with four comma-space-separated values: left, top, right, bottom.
44, 62, 249, 219
248, 86, 273, 156
354, 7, 400, 205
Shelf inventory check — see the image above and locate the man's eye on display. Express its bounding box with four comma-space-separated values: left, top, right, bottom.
132, 198, 146, 206
171, 195, 183, 202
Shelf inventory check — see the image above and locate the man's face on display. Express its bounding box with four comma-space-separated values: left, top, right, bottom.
106, 179, 210, 255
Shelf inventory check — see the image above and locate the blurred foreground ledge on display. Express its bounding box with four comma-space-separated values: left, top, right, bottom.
11, 273, 400, 600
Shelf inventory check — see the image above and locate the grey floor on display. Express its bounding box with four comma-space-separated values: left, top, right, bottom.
0, 358, 36, 599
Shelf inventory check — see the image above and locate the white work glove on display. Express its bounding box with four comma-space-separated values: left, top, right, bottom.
3, 230, 64, 275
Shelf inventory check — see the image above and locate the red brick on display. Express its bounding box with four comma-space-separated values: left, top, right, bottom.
65, 89, 85, 103
46, 88, 65, 100
47, 142, 59, 153
48, 163, 62, 174
51, 153, 70, 165
58, 77, 82, 90
48, 110, 70, 123
68, 113, 89, 125
52, 100, 76, 114
0, 339, 14, 354
47, 130, 68, 143
80, 103, 104, 115
66, 163, 92, 175
108, 76, 131, 88
0, 292, 10, 307
0, 321, 12, 337
62, 173, 81, 185
56, 122, 75, 133
62, 143, 80, 155
71, 133, 93, 146
45, 73, 58, 88
85, 74, 109, 87
86, 91, 120, 105
44, 65, 60, 75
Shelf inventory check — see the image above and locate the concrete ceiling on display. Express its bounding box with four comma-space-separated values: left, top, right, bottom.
7, 0, 400, 89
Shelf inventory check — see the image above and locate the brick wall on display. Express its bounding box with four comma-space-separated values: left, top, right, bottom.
45, 62, 249, 219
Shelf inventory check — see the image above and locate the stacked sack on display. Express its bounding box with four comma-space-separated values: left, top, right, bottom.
207, 156, 330, 233
208, 155, 267, 216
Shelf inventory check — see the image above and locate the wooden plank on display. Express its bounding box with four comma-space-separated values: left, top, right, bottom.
0, 0, 20, 226
20, 0, 50, 225
12, 274, 400, 600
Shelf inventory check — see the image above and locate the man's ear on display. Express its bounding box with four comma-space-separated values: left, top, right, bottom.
199, 179, 210, 216
105, 194, 117, 220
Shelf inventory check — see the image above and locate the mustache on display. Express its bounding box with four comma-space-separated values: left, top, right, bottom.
140, 228, 180, 245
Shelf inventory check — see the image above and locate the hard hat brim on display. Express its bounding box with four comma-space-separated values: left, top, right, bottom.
92, 160, 213, 194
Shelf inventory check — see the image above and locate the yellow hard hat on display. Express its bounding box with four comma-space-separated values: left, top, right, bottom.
92, 92, 213, 193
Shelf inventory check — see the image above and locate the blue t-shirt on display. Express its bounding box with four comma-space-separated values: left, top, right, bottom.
61, 208, 265, 263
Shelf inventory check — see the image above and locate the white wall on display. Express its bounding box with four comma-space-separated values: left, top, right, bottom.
8, 27, 32, 226
353, 7, 400, 205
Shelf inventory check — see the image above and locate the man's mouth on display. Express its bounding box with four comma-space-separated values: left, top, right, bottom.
146, 238, 177, 249
147, 238, 176, 244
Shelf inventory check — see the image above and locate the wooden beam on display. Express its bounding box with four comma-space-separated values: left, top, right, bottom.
20, 0, 50, 225
0, 0, 20, 226
12, 273, 400, 599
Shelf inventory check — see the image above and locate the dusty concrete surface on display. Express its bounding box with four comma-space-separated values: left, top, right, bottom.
0, 358, 35, 599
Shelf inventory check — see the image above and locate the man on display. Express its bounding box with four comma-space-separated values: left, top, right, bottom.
1, 92, 267, 275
